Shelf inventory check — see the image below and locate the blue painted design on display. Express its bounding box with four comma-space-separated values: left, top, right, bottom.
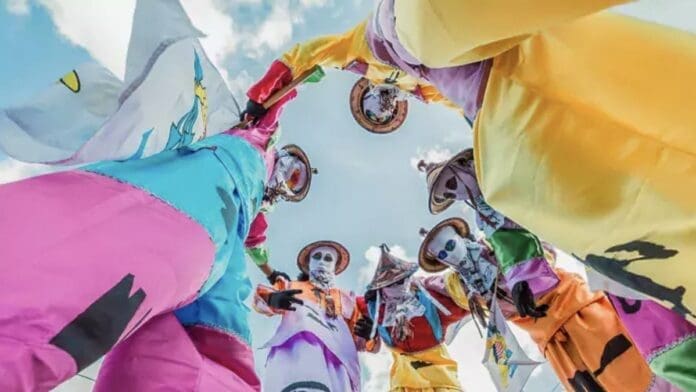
121, 128, 153, 161
164, 51, 206, 151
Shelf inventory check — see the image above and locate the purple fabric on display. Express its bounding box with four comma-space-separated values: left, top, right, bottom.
504, 257, 560, 297
260, 303, 360, 390
366, 0, 492, 120
607, 294, 696, 361
345, 59, 369, 76
0, 171, 215, 391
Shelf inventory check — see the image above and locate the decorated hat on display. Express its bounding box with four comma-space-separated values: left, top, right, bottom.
297, 240, 351, 275
349, 78, 408, 134
417, 148, 474, 215
366, 244, 420, 291
279, 144, 318, 202
418, 217, 471, 273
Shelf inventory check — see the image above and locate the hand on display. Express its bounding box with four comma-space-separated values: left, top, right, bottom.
268, 289, 304, 311
267, 270, 291, 285
240, 99, 268, 123
363, 290, 377, 303
353, 316, 374, 340
512, 281, 549, 319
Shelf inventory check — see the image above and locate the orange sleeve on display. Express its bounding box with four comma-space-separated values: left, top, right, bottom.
252, 279, 289, 316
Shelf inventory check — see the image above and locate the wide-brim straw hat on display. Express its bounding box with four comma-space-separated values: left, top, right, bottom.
297, 240, 350, 275
365, 244, 419, 291
418, 217, 471, 273
279, 144, 316, 202
423, 148, 474, 215
349, 78, 408, 134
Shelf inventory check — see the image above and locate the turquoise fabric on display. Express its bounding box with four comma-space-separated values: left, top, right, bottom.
85, 134, 265, 341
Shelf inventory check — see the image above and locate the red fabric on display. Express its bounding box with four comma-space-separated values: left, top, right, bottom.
247, 60, 294, 104
376, 289, 469, 353
244, 213, 268, 248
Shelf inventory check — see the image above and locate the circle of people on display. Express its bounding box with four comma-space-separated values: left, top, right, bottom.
1, 1, 694, 392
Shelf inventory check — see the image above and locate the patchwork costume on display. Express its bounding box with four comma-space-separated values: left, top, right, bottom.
420, 148, 694, 391
253, 241, 378, 391
364, 245, 471, 391
251, 0, 696, 323
0, 91, 312, 390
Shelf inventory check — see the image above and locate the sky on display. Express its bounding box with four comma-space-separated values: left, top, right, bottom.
1, 0, 695, 391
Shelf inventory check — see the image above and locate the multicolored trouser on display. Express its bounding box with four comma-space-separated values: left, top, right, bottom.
0, 134, 265, 391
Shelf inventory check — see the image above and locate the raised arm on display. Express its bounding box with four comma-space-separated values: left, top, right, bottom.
247, 21, 369, 106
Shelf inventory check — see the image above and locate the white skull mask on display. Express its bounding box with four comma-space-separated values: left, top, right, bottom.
308, 246, 338, 290
269, 152, 307, 196
426, 226, 498, 298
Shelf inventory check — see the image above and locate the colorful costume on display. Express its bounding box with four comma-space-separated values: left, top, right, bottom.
420, 148, 694, 391
364, 245, 471, 391
367, 0, 696, 323
0, 81, 313, 390
253, 241, 377, 391
250, 0, 696, 321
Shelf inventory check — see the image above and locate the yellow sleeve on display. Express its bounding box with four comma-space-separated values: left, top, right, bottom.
280, 21, 370, 77
394, 0, 630, 67
444, 271, 470, 311
418, 84, 463, 113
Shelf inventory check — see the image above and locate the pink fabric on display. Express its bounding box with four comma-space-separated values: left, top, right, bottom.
244, 213, 268, 248
0, 171, 215, 391
226, 89, 297, 181
607, 294, 696, 360
95, 313, 259, 392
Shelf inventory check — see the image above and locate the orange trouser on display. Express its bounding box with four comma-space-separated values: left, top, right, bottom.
512, 271, 654, 391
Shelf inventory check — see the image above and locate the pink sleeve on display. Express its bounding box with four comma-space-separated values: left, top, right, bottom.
245, 213, 268, 248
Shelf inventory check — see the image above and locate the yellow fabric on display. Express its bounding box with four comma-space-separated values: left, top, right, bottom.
279, 20, 456, 108
474, 13, 696, 321
443, 271, 469, 311
392, 0, 629, 67
389, 344, 462, 391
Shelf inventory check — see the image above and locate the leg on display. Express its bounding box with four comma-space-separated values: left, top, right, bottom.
94, 313, 259, 392
0, 171, 215, 391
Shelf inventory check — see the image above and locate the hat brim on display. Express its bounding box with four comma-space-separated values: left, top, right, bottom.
365, 262, 419, 291
297, 240, 350, 275
418, 217, 471, 273
427, 148, 474, 215
349, 78, 408, 134
280, 144, 313, 202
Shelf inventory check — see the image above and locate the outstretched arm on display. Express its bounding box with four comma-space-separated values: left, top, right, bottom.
247, 21, 368, 106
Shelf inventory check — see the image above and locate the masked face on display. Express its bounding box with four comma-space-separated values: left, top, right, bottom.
269, 153, 308, 198
427, 226, 498, 297
308, 246, 338, 290
381, 278, 412, 299
363, 84, 402, 124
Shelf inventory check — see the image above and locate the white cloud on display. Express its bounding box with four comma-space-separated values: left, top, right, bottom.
243, 0, 295, 58
36, 0, 136, 79
410, 146, 453, 173
180, 0, 239, 82
6, 0, 29, 15
29, 0, 238, 83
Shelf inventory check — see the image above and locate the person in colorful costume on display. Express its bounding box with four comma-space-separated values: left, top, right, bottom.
253, 240, 378, 391
363, 244, 471, 391
418, 148, 695, 391
0, 88, 316, 390
241, 14, 465, 134
247, 0, 696, 321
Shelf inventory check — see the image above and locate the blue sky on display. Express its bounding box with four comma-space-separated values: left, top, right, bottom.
2, 0, 695, 391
